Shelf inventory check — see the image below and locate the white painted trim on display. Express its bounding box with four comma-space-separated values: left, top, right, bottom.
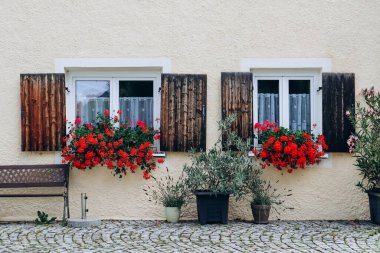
55, 58, 172, 73
240, 58, 332, 72
252, 68, 323, 147
65, 69, 163, 152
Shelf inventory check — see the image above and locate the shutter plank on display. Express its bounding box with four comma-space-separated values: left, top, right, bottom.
161, 74, 207, 151
20, 73, 65, 151
160, 75, 168, 151
221, 72, 253, 140
322, 73, 355, 152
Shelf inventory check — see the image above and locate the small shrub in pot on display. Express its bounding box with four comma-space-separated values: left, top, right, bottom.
144, 168, 189, 223
246, 167, 292, 224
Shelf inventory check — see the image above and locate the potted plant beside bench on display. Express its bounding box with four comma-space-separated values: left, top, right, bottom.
144, 168, 189, 223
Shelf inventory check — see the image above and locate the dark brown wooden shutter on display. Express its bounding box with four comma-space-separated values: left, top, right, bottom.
221, 72, 253, 139
20, 74, 66, 151
322, 73, 355, 152
160, 74, 207, 152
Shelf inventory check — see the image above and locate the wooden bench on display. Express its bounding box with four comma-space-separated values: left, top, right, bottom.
0, 164, 70, 220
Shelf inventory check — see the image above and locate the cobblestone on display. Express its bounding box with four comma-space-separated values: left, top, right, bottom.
0, 220, 379, 252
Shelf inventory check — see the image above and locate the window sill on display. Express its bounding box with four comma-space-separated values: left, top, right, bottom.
248, 151, 329, 159
153, 152, 166, 158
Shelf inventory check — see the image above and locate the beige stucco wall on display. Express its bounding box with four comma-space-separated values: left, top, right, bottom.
0, 0, 380, 221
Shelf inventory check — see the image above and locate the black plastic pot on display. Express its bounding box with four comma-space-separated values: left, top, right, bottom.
251, 204, 271, 224
368, 190, 380, 224
195, 191, 230, 225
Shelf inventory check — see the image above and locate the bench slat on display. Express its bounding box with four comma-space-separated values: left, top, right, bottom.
0, 182, 66, 188
0, 164, 69, 169
0, 193, 64, 197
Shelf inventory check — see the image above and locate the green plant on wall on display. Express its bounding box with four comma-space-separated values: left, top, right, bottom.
34, 211, 57, 225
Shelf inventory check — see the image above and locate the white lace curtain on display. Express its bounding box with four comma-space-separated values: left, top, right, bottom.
77, 97, 153, 127
289, 94, 310, 131
258, 93, 279, 124
77, 98, 110, 123
120, 97, 153, 127
258, 93, 310, 131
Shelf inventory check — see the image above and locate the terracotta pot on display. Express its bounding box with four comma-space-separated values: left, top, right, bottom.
165, 207, 180, 223
251, 204, 271, 224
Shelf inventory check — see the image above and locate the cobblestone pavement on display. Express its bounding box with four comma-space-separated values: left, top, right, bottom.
0, 220, 380, 252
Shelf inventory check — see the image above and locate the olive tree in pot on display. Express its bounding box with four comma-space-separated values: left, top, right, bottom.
183, 115, 258, 225
144, 168, 189, 223
347, 87, 380, 224
246, 169, 292, 224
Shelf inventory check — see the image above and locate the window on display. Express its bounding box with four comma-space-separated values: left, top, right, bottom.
66, 70, 161, 150
119, 80, 154, 127
75, 80, 110, 123
253, 69, 322, 145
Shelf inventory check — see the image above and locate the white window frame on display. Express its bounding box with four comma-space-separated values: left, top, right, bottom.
113, 77, 160, 130
254, 75, 315, 129
252, 69, 322, 148
241, 58, 331, 158
53, 58, 171, 161
71, 76, 160, 126
65, 69, 162, 153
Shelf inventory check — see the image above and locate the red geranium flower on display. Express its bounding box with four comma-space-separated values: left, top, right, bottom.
260, 151, 268, 158
136, 120, 146, 129
130, 148, 138, 156
74, 118, 81, 125
143, 170, 151, 180
273, 141, 282, 152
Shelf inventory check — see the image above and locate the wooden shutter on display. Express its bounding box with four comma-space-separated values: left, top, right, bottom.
20, 74, 66, 151
221, 72, 253, 139
160, 74, 207, 152
322, 73, 355, 152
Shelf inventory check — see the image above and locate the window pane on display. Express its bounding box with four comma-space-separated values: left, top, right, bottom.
258, 80, 279, 125
76, 80, 110, 123
119, 81, 153, 127
289, 80, 310, 131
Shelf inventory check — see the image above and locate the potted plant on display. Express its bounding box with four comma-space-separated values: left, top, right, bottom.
347, 86, 380, 224
252, 121, 328, 173
246, 170, 292, 224
62, 110, 164, 179
183, 115, 259, 225
144, 168, 189, 223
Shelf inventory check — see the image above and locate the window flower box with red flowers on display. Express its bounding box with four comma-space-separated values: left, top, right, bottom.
61, 110, 164, 180
252, 121, 328, 173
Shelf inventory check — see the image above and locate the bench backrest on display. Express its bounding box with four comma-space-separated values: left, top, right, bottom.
0, 164, 69, 188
